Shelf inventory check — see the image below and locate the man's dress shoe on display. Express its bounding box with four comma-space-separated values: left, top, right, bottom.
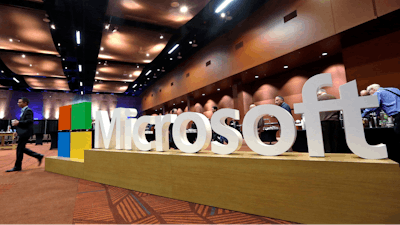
38, 155, 44, 166
6, 168, 21, 172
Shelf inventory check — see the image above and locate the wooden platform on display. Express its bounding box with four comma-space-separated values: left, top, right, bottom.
45, 146, 400, 224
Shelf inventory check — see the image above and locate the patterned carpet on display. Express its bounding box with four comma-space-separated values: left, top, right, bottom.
0, 143, 295, 224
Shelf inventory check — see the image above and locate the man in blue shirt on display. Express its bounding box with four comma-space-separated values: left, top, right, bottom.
275, 96, 292, 115
361, 84, 400, 135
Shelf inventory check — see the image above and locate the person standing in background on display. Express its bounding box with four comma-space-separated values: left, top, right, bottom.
6, 97, 44, 172
362, 84, 400, 135
274, 96, 292, 115
317, 89, 341, 153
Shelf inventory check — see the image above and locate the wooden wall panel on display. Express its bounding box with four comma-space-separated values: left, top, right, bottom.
142, 0, 337, 110
331, 0, 376, 33
343, 30, 400, 91
374, 0, 400, 17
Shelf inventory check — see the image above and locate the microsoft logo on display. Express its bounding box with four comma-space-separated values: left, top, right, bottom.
58, 102, 92, 160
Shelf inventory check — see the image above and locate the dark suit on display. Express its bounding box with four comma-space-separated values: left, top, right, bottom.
14, 107, 42, 169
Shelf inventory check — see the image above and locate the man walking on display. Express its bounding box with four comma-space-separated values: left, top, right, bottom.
6, 97, 44, 172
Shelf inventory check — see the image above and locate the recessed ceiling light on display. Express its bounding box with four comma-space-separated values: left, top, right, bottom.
29, 64, 32, 67
217, 88, 220, 91
137, 65, 139, 68
98, 61, 101, 64
157, 69, 160, 71
147, 78, 150, 80
146, 70, 152, 76
78, 64, 82, 72
173, 103, 175, 105
37, 73, 39, 75
51, 24, 56, 29
80, 82, 83, 86
322, 52, 328, 56
65, 67, 67, 69
160, 108, 162, 110
146, 53, 150, 57
0, 70, 3, 73
171, 2, 179, 7
112, 27, 118, 33
181, 101, 184, 103
58, 43, 60, 46
155, 110, 157, 111
170, 58, 173, 60
160, 35, 164, 39
221, 13, 226, 18
22, 54, 25, 58
62, 58, 65, 61
284, 65, 289, 69
81, 91, 83, 95
105, 24, 110, 30
100, 47, 104, 51
189, 41, 192, 44
96, 71, 99, 74
129, 74, 132, 77
180, 6, 188, 13
255, 75, 259, 78
13, 77, 20, 83
202, 93, 205, 96
9, 39, 13, 42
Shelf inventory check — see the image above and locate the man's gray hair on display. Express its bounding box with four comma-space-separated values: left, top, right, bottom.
367, 84, 380, 92
171, 108, 177, 113
317, 89, 326, 95
275, 96, 284, 101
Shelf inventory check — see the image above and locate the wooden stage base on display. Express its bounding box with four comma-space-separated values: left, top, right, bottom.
45, 146, 400, 224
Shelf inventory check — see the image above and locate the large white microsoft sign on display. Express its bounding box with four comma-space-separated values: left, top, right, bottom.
95, 73, 387, 160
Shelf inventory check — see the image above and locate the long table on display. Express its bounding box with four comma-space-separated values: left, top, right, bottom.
292, 127, 399, 162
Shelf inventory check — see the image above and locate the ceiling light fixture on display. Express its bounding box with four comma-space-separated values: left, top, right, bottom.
137, 65, 139, 68
189, 41, 192, 44
13, 77, 20, 83
81, 91, 83, 95
100, 47, 104, 51
217, 88, 220, 91
180, 6, 188, 13
215, 0, 234, 13
29, 64, 32, 67
146, 70, 152, 76
65, 67, 67, 69
255, 75, 259, 78
58, 43, 60, 46
146, 53, 150, 57
129, 74, 132, 77
9, 39, 13, 42
284, 65, 289, 69
0, 70, 3, 73
105, 24, 110, 30
173, 103, 176, 105
147, 78, 150, 80
322, 52, 328, 56
168, 44, 179, 54
157, 69, 160, 71
133, 84, 137, 88
202, 93, 205, 96
112, 27, 118, 33
221, 13, 226, 18
96, 71, 99, 74
80, 82, 83, 86
181, 101, 184, 103
63, 58, 65, 61
51, 24, 56, 29
160, 35, 164, 39
76, 31, 81, 45
170, 58, 173, 60
22, 54, 26, 58
78, 64, 82, 72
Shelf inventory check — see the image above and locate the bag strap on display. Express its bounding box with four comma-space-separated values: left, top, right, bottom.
383, 88, 400, 98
